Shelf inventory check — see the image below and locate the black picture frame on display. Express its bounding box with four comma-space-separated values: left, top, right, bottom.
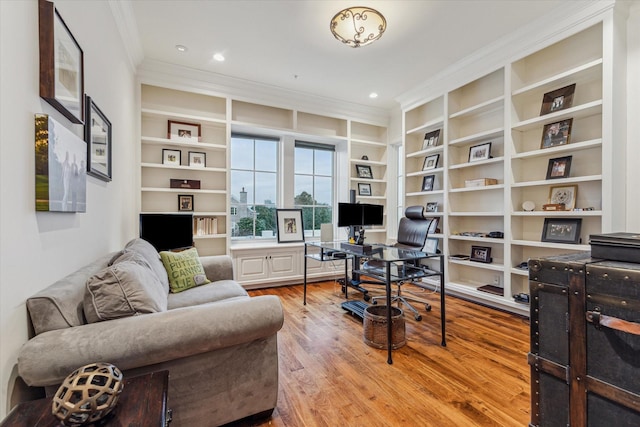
546, 155, 572, 180
541, 218, 582, 244
162, 149, 181, 166
422, 154, 440, 171
39, 0, 84, 124
276, 209, 304, 243
468, 142, 492, 162
540, 84, 576, 116
422, 129, 441, 149
178, 194, 194, 212
356, 164, 373, 179
541, 118, 573, 149
422, 175, 435, 192
188, 151, 206, 168
358, 183, 372, 196
84, 95, 112, 182
470, 246, 492, 263
425, 202, 438, 212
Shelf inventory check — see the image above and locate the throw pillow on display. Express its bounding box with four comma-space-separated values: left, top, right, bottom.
121, 238, 171, 294
159, 247, 211, 293
84, 259, 168, 323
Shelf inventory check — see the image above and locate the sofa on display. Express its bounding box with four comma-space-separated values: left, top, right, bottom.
17, 238, 284, 426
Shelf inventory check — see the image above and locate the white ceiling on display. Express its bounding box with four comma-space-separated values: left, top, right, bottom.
129, 0, 566, 111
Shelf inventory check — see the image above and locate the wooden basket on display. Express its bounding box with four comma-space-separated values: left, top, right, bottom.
363, 305, 406, 349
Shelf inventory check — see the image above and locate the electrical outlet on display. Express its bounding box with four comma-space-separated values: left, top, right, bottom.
493, 275, 501, 286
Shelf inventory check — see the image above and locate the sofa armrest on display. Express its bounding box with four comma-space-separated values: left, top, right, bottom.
18, 295, 283, 387
200, 255, 234, 282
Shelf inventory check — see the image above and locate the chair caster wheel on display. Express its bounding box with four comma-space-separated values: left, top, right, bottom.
415, 315, 423, 321
372, 299, 378, 305
425, 304, 432, 312
341, 286, 346, 293
363, 294, 371, 302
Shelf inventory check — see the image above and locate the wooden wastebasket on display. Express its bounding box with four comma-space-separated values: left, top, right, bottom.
363, 305, 406, 349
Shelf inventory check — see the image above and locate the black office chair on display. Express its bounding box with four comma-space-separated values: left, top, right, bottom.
368, 206, 438, 321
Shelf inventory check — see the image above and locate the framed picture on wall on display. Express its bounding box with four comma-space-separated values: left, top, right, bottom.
84, 95, 112, 182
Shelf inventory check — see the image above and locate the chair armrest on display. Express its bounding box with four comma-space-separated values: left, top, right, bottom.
200, 255, 234, 281
18, 295, 283, 387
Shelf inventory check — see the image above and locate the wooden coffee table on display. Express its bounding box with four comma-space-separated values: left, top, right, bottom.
1, 370, 170, 426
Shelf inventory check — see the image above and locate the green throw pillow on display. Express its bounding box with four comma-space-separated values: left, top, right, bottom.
160, 248, 211, 293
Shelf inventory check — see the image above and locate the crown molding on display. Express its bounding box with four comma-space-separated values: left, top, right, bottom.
396, 0, 616, 111
137, 59, 390, 125
108, 0, 144, 72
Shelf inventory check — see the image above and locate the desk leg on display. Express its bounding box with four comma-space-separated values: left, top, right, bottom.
440, 254, 446, 347
386, 264, 393, 364
303, 245, 308, 305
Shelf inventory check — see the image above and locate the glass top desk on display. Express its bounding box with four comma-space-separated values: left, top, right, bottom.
303, 241, 446, 364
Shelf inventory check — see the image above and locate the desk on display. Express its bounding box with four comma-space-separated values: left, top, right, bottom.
304, 241, 446, 364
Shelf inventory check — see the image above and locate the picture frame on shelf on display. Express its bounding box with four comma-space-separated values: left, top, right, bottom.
39, 0, 84, 124
422, 175, 435, 192
422, 129, 441, 150
546, 155, 572, 180
168, 120, 201, 142
358, 183, 372, 196
422, 154, 440, 171
540, 84, 576, 116
178, 194, 194, 212
276, 209, 304, 243
425, 202, 438, 212
548, 184, 578, 210
541, 218, 582, 244
470, 246, 492, 263
188, 151, 206, 168
355, 164, 373, 179
162, 149, 181, 166
541, 118, 572, 149
468, 142, 492, 162
84, 95, 112, 182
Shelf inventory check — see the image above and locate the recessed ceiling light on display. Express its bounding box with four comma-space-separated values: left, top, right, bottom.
213, 53, 225, 62
369, 92, 379, 99
175, 45, 188, 52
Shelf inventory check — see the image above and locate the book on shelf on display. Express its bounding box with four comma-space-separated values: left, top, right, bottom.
194, 217, 218, 236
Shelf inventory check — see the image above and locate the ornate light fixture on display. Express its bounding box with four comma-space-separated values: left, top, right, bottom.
330, 6, 387, 48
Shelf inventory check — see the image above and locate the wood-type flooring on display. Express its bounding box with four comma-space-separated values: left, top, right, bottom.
226, 281, 531, 427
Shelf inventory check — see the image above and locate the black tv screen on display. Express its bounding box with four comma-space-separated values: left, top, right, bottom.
362, 203, 384, 226
337, 203, 384, 227
140, 213, 193, 251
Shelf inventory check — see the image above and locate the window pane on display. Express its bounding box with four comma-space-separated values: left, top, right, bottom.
314, 176, 332, 205
294, 175, 313, 203
300, 206, 313, 236
231, 204, 254, 237
231, 170, 254, 204
231, 138, 254, 170
255, 205, 277, 238
314, 150, 332, 176
255, 172, 276, 204
255, 139, 277, 172
315, 206, 332, 230
295, 147, 313, 174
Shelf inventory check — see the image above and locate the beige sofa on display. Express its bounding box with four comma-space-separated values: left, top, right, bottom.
17, 239, 284, 426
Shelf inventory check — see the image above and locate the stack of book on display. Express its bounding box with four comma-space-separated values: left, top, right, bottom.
194, 217, 218, 236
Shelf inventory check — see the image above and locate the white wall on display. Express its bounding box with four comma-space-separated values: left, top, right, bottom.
0, 0, 137, 416
627, 1, 640, 231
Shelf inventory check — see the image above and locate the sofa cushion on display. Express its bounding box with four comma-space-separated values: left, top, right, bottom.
160, 248, 211, 293
122, 238, 170, 294
167, 279, 249, 310
84, 257, 168, 323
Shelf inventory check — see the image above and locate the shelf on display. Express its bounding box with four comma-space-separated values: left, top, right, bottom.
350, 158, 386, 166
350, 138, 387, 147
407, 168, 445, 177
406, 190, 445, 197
140, 211, 227, 216
511, 210, 602, 217
512, 58, 603, 96
449, 184, 504, 193
512, 100, 603, 131
511, 239, 590, 251
349, 178, 386, 184
512, 138, 602, 159
449, 156, 504, 170
141, 188, 227, 194
448, 127, 504, 146
356, 195, 386, 201
141, 163, 226, 173
141, 136, 226, 151
449, 211, 504, 217
405, 117, 444, 135
406, 145, 444, 158
449, 259, 505, 272
449, 96, 504, 119
141, 108, 226, 125
510, 268, 529, 277
193, 234, 228, 240
449, 235, 506, 244
511, 174, 602, 188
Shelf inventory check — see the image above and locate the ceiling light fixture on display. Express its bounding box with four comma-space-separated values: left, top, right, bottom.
369, 92, 378, 99
213, 53, 225, 62
175, 45, 188, 52
330, 6, 386, 48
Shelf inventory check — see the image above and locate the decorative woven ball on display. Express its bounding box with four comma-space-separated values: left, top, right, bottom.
52, 363, 124, 426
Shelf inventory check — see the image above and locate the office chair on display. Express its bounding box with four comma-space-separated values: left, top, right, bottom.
368, 206, 439, 321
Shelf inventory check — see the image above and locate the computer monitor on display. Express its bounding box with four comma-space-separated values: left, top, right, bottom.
140, 213, 193, 251
337, 202, 362, 227
362, 203, 384, 226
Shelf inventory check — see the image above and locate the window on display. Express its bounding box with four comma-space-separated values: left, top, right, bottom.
230, 134, 278, 239
294, 141, 335, 238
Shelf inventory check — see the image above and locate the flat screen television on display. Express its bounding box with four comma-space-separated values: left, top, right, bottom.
140, 213, 193, 251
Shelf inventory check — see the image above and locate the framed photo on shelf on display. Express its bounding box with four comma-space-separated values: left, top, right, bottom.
422, 154, 440, 171
39, 0, 84, 124
168, 120, 201, 141
188, 151, 206, 168
358, 183, 372, 196
540, 84, 576, 115
422, 129, 441, 150
470, 246, 492, 263
355, 164, 373, 179
178, 194, 194, 212
541, 218, 582, 244
541, 118, 573, 149
162, 149, 181, 166
422, 175, 435, 192
276, 209, 304, 243
84, 95, 112, 182
468, 142, 492, 162
546, 155, 572, 179
425, 202, 438, 213
548, 184, 578, 210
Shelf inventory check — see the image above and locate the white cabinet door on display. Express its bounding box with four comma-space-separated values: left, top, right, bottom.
268, 251, 297, 277
235, 254, 269, 282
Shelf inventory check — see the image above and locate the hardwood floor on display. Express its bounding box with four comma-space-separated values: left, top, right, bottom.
232, 281, 531, 427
